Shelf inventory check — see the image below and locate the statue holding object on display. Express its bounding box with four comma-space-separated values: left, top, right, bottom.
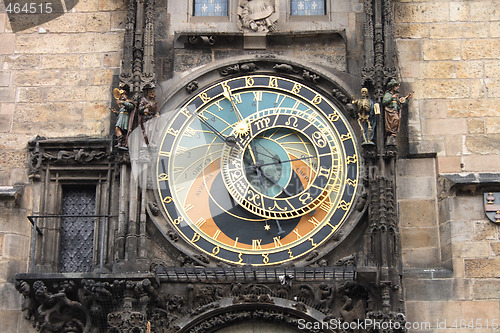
382, 79, 413, 146
112, 88, 135, 149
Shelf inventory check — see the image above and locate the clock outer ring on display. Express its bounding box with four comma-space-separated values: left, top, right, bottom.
154, 73, 361, 266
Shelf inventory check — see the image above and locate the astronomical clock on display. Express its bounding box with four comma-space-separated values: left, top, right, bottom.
150, 69, 364, 267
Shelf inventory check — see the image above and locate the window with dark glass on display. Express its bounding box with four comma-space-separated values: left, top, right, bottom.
291, 0, 326, 15
59, 186, 96, 273
193, 0, 228, 16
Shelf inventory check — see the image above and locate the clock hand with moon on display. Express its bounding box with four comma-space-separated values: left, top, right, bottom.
156, 74, 360, 265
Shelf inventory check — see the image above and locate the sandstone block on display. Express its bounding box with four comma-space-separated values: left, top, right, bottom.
17, 87, 45, 103
41, 54, 81, 69
71, 33, 123, 53
423, 40, 461, 60
486, 118, 500, 134
402, 247, 441, 267
86, 12, 111, 32
404, 278, 470, 301
14, 70, 60, 86
40, 13, 87, 33
99, 0, 127, 11
472, 279, 500, 299
484, 60, 500, 78
425, 118, 467, 136
470, 1, 500, 22
422, 79, 469, 99
437, 156, 462, 173
60, 70, 93, 86
453, 242, 491, 258
457, 61, 484, 79
465, 134, 500, 154
0, 34, 15, 54
81, 54, 102, 68
395, 23, 429, 39
463, 39, 500, 60
0, 115, 12, 132
467, 118, 485, 134
444, 135, 462, 156
16, 34, 72, 54
103, 52, 121, 68
448, 99, 500, 118
450, 220, 474, 242
491, 21, 500, 37
0, 103, 15, 115
430, 23, 489, 39
91, 68, 115, 85
463, 154, 500, 172
74, 0, 99, 12
399, 199, 438, 228
450, 1, 468, 21
402, 227, 440, 249
111, 11, 128, 31
2, 233, 28, 259
485, 79, 500, 98
491, 242, 500, 255
396, 39, 423, 62
0, 88, 15, 103
420, 61, 455, 79
398, 158, 436, 178
394, 3, 449, 23
0, 71, 10, 86
473, 220, 498, 241
4, 54, 40, 70
421, 99, 448, 119
464, 258, 500, 278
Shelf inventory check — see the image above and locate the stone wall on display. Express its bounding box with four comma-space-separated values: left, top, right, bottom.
395, 0, 500, 331
0, 1, 126, 331
395, 0, 500, 173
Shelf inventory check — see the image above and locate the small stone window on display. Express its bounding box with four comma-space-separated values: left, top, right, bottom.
291, 0, 326, 15
59, 186, 96, 273
193, 0, 228, 16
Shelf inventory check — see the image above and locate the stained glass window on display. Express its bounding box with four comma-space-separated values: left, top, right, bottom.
291, 0, 326, 15
194, 0, 228, 16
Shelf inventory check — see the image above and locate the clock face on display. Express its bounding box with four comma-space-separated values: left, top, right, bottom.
156, 74, 359, 265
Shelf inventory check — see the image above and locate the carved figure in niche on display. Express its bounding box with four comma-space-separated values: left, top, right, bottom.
351, 88, 378, 144
238, 0, 278, 33
382, 79, 412, 146
112, 88, 135, 149
138, 88, 158, 146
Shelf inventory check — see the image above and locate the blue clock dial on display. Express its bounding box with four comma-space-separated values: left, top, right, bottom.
156, 74, 360, 265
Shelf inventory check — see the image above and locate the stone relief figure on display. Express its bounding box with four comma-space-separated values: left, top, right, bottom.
237, 0, 278, 33
112, 88, 135, 149
351, 88, 378, 144
138, 88, 158, 146
382, 79, 412, 146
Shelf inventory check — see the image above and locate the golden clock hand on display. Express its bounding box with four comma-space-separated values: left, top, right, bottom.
222, 85, 244, 122
190, 109, 239, 147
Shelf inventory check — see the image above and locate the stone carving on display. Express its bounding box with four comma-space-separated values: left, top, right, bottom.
334, 254, 356, 267
22, 280, 86, 332
185, 80, 199, 94
302, 70, 320, 84
220, 63, 258, 76
237, 0, 278, 33
188, 35, 216, 46
382, 79, 412, 146
273, 63, 298, 74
